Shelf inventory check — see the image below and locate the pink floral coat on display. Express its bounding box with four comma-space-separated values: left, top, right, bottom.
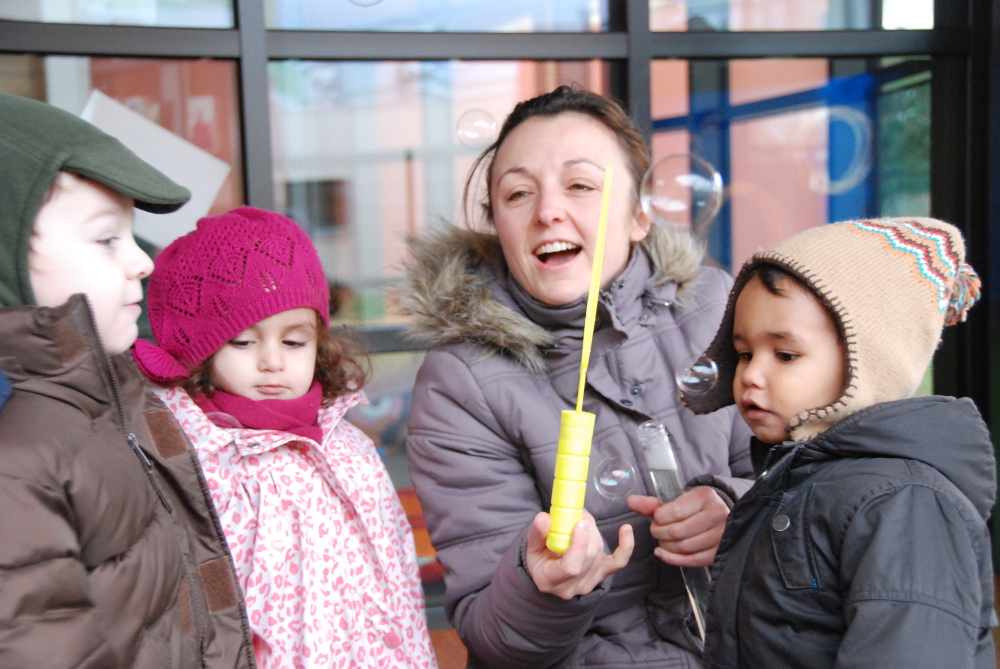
154, 387, 438, 669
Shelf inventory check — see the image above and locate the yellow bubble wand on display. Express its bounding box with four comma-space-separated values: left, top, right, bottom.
546, 164, 613, 554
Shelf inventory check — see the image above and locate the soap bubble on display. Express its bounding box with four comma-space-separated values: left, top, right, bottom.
346, 0, 383, 6
205, 412, 243, 429
593, 457, 636, 499
640, 153, 723, 239
456, 109, 498, 149
675, 354, 719, 398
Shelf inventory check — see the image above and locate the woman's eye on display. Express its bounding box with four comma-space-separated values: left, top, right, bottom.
777, 351, 798, 363
506, 189, 529, 201
569, 182, 595, 192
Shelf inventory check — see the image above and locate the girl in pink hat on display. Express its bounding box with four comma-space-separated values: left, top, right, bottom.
132, 206, 437, 669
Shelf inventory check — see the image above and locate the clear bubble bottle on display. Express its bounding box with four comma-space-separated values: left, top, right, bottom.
636, 420, 712, 641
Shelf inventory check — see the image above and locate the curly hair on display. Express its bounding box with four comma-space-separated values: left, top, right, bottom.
183, 313, 370, 406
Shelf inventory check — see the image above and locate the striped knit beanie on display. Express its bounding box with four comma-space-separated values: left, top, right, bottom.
684, 217, 981, 441
132, 206, 329, 383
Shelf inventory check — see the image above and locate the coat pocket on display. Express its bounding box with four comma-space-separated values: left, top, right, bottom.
770, 486, 821, 590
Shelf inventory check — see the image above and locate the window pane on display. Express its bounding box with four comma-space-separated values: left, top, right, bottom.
0, 54, 244, 219
650, 57, 931, 270
266, 0, 607, 32
0, 0, 233, 28
651, 0, 934, 31
270, 59, 609, 327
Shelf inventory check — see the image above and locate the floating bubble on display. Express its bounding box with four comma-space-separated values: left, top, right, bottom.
822, 106, 872, 195
675, 354, 719, 398
640, 153, 724, 239
456, 108, 498, 149
205, 412, 244, 430
593, 457, 636, 499
791, 106, 873, 195
346, 0, 383, 6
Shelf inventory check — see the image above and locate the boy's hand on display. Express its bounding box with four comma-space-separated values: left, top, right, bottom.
525, 510, 634, 600
627, 487, 729, 567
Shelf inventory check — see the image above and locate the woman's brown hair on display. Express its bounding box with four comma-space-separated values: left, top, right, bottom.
183, 311, 371, 406
463, 85, 651, 229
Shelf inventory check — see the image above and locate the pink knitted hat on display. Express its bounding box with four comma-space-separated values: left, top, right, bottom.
132, 206, 329, 383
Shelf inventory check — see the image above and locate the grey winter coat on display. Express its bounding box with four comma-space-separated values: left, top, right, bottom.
705, 396, 996, 669
404, 226, 754, 668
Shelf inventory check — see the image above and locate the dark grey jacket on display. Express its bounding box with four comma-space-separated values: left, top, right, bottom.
705, 396, 996, 669
404, 226, 753, 668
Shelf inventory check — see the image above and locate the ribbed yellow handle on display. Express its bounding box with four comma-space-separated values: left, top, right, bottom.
546, 165, 613, 555
546, 410, 596, 553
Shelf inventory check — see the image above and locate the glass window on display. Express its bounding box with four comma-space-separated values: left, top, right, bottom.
266, 0, 607, 32
650, 0, 933, 31
0, 0, 234, 28
650, 57, 931, 270
0, 54, 244, 219
270, 59, 609, 327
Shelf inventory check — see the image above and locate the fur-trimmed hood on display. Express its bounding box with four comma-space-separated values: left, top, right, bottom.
400, 223, 705, 373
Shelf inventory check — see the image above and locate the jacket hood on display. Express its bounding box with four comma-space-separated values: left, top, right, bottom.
803, 396, 995, 519
400, 222, 705, 373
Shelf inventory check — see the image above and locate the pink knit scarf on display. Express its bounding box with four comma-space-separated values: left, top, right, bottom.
195, 381, 324, 444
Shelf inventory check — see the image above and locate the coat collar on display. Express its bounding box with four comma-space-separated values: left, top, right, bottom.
402, 223, 704, 374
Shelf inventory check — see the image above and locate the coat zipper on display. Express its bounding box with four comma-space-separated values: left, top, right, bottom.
78, 298, 173, 514
78, 298, 213, 659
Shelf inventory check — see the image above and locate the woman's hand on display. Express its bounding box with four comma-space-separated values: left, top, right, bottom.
525, 510, 634, 601
627, 486, 729, 567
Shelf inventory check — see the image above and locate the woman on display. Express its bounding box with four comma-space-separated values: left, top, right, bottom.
404, 86, 753, 668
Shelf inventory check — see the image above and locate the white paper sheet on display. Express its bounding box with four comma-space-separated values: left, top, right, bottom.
80, 90, 231, 248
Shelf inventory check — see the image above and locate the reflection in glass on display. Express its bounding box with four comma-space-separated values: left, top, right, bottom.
270, 60, 608, 326
651, 0, 936, 31
650, 57, 930, 270
878, 72, 930, 216
0, 54, 244, 220
266, 0, 606, 32
882, 0, 934, 29
0, 0, 233, 28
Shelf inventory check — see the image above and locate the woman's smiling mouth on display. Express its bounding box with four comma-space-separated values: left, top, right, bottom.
534, 240, 582, 265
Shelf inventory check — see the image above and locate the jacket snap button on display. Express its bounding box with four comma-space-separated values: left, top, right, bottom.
631, 385, 641, 396
772, 514, 790, 532
383, 631, 402, 649
621, 399, 633, 407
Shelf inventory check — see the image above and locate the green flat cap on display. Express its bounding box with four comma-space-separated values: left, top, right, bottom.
0, 92, 191, 307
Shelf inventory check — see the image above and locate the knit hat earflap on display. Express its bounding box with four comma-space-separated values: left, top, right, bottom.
132, 206, 329, 384
684, 217, 980, 441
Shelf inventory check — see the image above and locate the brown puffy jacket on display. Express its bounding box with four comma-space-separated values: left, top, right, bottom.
0, 294, 256, 668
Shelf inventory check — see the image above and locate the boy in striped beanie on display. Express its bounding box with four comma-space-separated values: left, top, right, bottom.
684, 218, 994, 668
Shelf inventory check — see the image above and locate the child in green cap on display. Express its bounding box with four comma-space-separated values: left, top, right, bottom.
0, 92, 256, 669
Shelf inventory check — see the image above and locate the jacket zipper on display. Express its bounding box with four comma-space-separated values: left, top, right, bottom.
78, 298, 213, 659
79, 298, 173, 514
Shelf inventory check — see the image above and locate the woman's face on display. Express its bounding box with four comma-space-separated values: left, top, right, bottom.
490, 112, 649, 306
